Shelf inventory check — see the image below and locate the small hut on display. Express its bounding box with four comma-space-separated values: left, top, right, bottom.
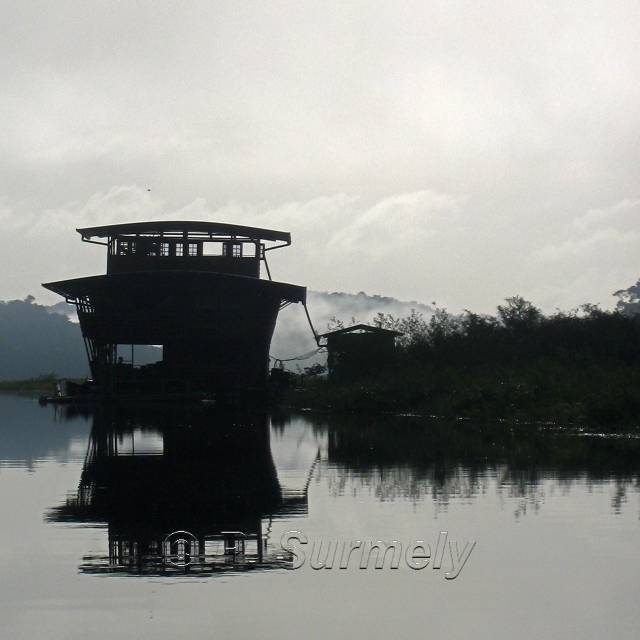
318, 324, 402, 382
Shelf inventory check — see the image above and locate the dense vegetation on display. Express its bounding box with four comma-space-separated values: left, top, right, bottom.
291, 294, 640, 426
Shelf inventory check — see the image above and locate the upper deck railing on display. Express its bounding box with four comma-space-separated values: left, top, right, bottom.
76, 221, 292, 279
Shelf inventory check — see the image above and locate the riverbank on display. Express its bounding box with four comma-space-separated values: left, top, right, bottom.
285, 360, 640, 428
0, 375, 84, 394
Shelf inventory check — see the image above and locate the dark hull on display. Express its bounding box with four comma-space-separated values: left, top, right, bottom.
43, 270, 306, 397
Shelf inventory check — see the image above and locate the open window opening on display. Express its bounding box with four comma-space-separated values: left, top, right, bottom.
202, 242, 224, 256
115, 344, 163, 367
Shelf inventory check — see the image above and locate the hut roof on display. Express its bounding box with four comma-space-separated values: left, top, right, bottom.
318, 323, 403, 339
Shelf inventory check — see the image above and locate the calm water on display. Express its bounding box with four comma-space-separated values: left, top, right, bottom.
1, 393, 639, 639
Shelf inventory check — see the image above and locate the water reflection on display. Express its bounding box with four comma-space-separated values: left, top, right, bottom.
4, 394, 638, 580
0, 394, 91, 468
47, 407, 316, 575
2, 394, 639, 638
275, 413, 640, 517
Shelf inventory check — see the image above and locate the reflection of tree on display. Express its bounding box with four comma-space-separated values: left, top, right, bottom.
320, 465, 487, 506
282, 413, 640, 517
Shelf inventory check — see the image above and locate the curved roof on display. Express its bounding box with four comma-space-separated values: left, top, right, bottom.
77, 221, 291, 243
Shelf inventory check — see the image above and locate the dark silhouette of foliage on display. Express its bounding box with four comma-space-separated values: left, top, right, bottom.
292, 295, 640, 426
369, 296, 640, 369
614, 278, 640, 315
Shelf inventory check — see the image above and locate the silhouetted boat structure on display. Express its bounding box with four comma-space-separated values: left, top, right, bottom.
42, 221, 307, 402
49, 408, 316, 575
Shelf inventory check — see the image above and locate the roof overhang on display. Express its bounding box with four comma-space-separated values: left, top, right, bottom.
42, 271, 306, 305
76, 221, 291, 244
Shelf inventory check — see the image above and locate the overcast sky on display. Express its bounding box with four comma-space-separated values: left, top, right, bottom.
2, 0, 639, 313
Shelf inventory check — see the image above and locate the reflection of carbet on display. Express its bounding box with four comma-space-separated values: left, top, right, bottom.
47, 408, 309, 577
280, 530, 476, 579
164, 530, 199, 568
162, 529, 294, 572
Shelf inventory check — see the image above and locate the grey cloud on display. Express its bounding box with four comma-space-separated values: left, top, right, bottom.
1, 2, 639, 311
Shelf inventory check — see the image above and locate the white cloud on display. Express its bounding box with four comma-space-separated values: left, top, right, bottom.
1, 2, 640, 312
531, 199, 640, 308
